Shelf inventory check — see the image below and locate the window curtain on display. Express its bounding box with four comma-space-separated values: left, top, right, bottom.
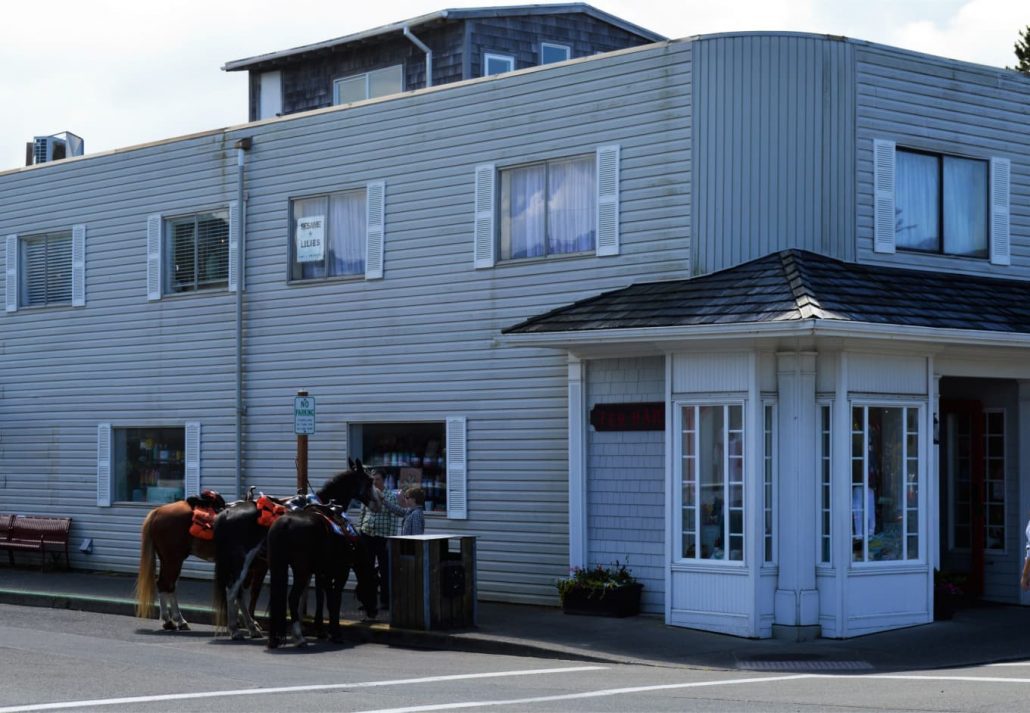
895, 151, 939, 251
943, 156, 988, 257
547, 156, 595, 255
503, 165, 545, 259
329, 191, 365, 276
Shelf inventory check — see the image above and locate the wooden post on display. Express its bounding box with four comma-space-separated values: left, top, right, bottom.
296, 389, 309, 494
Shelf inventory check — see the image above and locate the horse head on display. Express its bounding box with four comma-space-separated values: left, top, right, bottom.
319, 460, 382, 512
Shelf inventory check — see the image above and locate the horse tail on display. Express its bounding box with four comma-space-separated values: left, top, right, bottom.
266, 520, 289, 649
134, 508, 158, 620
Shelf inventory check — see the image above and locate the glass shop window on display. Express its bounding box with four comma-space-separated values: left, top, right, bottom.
680, 403, 745, 562
113, 427, 186, 504
349, 422, 447, 514
851, 405, 920, 562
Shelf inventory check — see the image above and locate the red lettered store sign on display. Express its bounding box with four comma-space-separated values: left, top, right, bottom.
589, 402, 665, 432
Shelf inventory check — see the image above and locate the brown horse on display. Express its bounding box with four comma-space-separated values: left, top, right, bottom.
134, 491, 263, 631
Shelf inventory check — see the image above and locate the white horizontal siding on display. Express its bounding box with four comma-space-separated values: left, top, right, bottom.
0, 42, 692, 600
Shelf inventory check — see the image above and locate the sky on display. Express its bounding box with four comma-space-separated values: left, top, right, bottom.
0, 0, 1026, 171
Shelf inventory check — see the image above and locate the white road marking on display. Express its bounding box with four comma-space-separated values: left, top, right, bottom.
349, 675, 816, 713
0, 666, 606, 713
988, 662, 1030, 667
860, 674, 1030, 684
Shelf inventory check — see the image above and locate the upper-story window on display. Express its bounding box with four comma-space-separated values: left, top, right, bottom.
499, 154, 596, 260
19, 230, 72, 307
473, 146, 620, 268
289, 182, 385, 283
333, 65, 403, 105
540, 43, 571, 64
896, 149, 988, 257
147, 207, 235, 301
166, 211, 229, 294
6, 224, 85, 312
483, 53, 514, 76
873, 139, 1010, 265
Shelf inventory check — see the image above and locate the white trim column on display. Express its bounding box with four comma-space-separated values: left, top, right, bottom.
568, 355, 588, 569
774, 351, 820, 639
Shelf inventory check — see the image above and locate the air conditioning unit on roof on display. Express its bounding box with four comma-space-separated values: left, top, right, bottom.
26, 131, 84, 166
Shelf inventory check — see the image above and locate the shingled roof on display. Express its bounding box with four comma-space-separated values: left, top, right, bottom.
503, 250, 1030, 336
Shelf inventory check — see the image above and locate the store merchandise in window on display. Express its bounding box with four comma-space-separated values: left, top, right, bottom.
113, 427, 186, 503
350, 422, 448, 513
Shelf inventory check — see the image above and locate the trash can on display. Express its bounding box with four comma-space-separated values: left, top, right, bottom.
389, 534, 477, 630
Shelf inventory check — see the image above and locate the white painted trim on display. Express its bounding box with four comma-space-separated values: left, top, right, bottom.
663, 352, 674, 624
1018, 381, 1030, 606
567, 356, 587, 569
540, 42, 571, 63
483, 52, 515, 75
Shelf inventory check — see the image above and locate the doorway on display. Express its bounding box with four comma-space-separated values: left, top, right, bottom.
937, 379, 1016, 604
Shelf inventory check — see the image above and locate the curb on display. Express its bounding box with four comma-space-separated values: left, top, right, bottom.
0, 588, 619, 664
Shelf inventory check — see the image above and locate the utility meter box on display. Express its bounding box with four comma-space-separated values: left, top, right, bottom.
389, 534, 477, 630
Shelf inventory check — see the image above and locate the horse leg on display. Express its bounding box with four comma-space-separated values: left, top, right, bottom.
167, 593, 190, 631
287, 573, 308, 647
327, 578, 343, 643
313, 573, 327, 639
158, 592, 175, 630
155, 552, 190, 631
231, 544, 265, 639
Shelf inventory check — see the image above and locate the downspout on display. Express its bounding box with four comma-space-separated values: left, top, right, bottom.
234, 136, 252, 499
403, 25, 433, 88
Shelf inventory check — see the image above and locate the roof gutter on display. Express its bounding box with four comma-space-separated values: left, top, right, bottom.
497, 319, 1030, 351
403, 25, 433, 88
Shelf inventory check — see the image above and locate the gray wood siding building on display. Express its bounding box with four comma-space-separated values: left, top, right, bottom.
3, 30, 1030, 611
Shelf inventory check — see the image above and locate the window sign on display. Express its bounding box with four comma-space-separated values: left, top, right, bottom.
296, 215, 326, 263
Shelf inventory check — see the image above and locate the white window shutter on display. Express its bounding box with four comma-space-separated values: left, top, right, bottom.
97, 423, 111, 507
446, 416, 468, 520
365, 180, 385, 280
228, 201, 241, 292
990, 157, 1011, 266
71, 224, 86, 307
146, 214, 162, 300
596, 145, 620, 256
473, 164, 496, 269
873, 139, 896, 254
5, 234, 18, 313
185, 422, 201, 497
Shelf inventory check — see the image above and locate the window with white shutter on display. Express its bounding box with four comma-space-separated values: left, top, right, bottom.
365, 181, 385, 280
97, 423, 112, 507
990, 157, 1011, 266
595, 145, 620, 256
5, 234, 18, 312
873, 139, 896, 254
446, 417, 468, 520
473, 164, 496, 268
71, 224, 86, 307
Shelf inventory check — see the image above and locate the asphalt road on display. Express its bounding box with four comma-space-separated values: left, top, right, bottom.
3, 603, 1030, 712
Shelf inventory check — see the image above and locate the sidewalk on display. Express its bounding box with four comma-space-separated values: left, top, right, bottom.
2, 565, 1030, 672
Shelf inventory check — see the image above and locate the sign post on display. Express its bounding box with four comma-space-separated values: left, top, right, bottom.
294, 390, 316, 493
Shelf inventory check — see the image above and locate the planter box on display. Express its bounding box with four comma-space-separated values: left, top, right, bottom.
560, 582, 643, 618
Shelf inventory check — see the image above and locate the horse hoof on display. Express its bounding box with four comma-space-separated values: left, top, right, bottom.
177, 622, 191, 631
231, 630, 246, 641
249, 630, 263, 640
162, 621, 177, 631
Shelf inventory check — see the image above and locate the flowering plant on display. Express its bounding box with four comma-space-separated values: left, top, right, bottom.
556, 560, 638, 603
934, 570, 966, 599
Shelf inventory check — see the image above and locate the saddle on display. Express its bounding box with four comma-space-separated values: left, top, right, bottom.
187, 489, 226, 540
304, 502, 360, 542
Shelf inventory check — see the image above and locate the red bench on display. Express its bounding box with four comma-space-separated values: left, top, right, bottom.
0, 515, 72, 570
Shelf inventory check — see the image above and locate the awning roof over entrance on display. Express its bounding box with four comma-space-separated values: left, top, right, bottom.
503, 250, 1030, 340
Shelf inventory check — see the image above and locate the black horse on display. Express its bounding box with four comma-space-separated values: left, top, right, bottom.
267, 507, 379, 648
213, 461, 381, 640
